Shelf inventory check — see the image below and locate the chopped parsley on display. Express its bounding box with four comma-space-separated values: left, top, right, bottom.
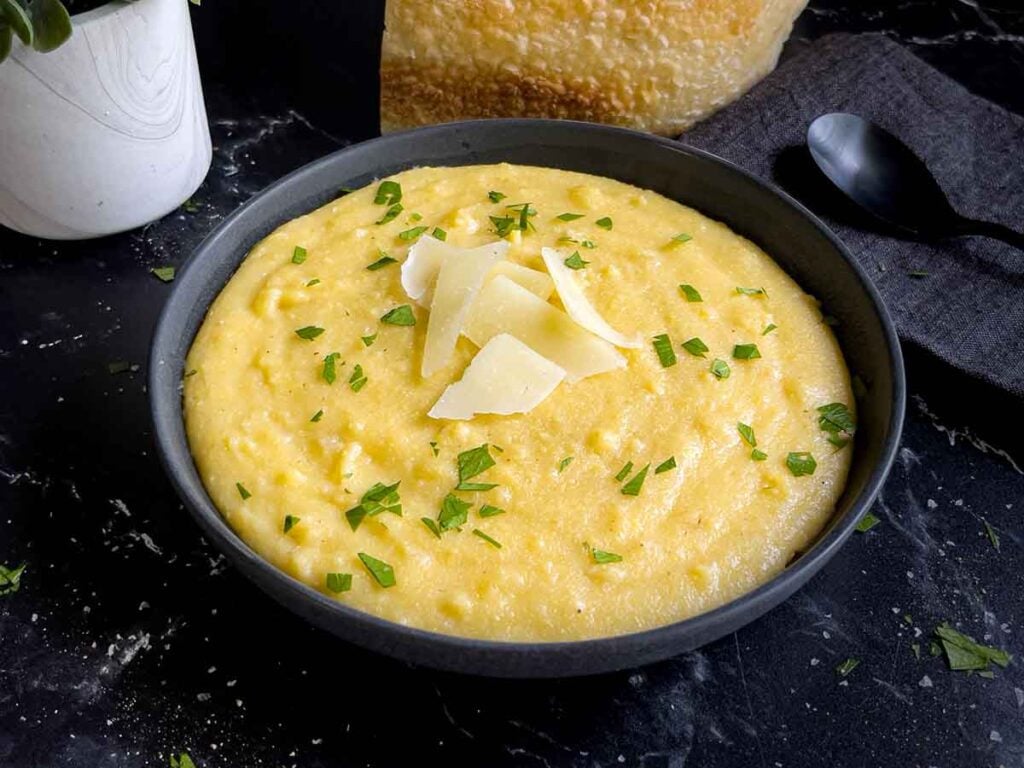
375, 203, 403, 225
490, 215, 517, 238
670, 232, 693, 245
620, 464, 650, 496
556, 212, 585, 222
763, 323, 778, 335
399, 226, 429, 241
595, 216, 613, 230
326, 572, 352, 593
409, 212, 423, 222
786, 452, 817, 477
558, 456, 574, 473
421, 517, 442, 539
737, 423, 757, 447
817, 403, 855, 449
306, 278, 321, 287
984, 520, 1000, 551
310, 409, 324, 423
710, 359, 731, 379
349, 364, 367, 392
679, 284, 702, 302
0, 562, 26, 596
581, 240, 597, 249
855, 512, 880, 532
380, 305, 416, 326
283, 515, 300, 533
614, 462, 634, 482
751, 448, 768, 461
346, 481, 402, 531
432, 227, 448, 241
479, 504, 505, 518
429, 441, 440, 457
295, 325, 325, 341
151, 266, 176, 282
733, 343, 761, 360
488, 190, 507, 203
170, 754, 196, 768
457, 444, 497, 487
108, 361, 133, 375
564, 252, 589, 270
736, 286, 767, 297
236, 482, 251, 500
934, 623, 1011, 672
835, 658, 860, 677
358, 553, 396, 587
373, 180, 402, 206
654, 456, 676, 474
472, 529, 502, 549
652, 334, 677, 368
291, 246, 307, 264
438, 493, 472, 531
361, 333, 378, 347
366, 252, 397, 270
909, 270, 929, 278
681, 337, 709, 358
322, 352, 340, 384
591, 548, 623, 564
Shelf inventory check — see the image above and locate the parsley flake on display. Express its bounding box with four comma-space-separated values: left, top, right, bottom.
751, 448, 768, 461
733, 343, 761, 360
620, 464, 650, 496
679, 284, 702, 302
457, 444, 496, 484
310, 409, 324, 423
399, 226, 429, 241
710, 359, 731, 379
786, 452, 817, 477
170, 754, 196, 768
361, 333, 377, 347
595, 217, 613, 230
564, 252, 589, 270
855, 512, 880, 533
283, 515, 300, 533
984, 520, 1000, 551
836, 658, 860, 677
763, 323, 778, 335
432, 227, 448, 241
488, 191, 507, 203
295, 325, 325, 341
652, 334, 677, 368
654, 457, 676, 474
306, 278, 321, 287
349, 364, 367, 392
558, 456, 574, 473
366, 253, 397, 270
557, 212, 585, 222
375, 203, 403, 225
817, 403, 855, 446
0, 562, 26, 596
737, 423, 757, 447
682, 337, 709, 358
591, 548, 623, 564
438, 493, 472, 531
670, 232, 693, 245
614, 462, 634, 482
151, 266, 176, 282
736, 286, 767, 297
358, 553, 396, 587
422, 517, 442, 539
322, 352, 340, 384
373, 180, 402, 206
291, 246, 307, 264
326, 572, 352, 593
934, 623, 1011, 672
581, 240, 597, 249
236, 482, 251, 500
380, 305, 416, 326
472, 529, 502, 549
479, 504, 505, 518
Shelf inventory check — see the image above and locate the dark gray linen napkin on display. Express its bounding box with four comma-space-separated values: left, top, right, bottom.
683, 33, 1024, 396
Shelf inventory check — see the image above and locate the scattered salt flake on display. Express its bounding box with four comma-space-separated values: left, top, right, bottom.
926, 499, 937, 509
990, 730, 1002, 743
919, 675, 933, 688
810, 658, 820, 667
1015, 687, 1023, 707
197, 692, 212, 702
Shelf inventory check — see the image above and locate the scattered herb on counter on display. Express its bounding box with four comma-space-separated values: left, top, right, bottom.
306, 278, 321, 287
855, 512, 880, 533
295, 325, 325, 341
151, 266, 176, 282
108, 361, 133, 375
291, 246, 307, 264
558, 456, 574, 473
786, 452, 817, 477
620, 464, 650, 496
733, 343, 761, 360
564, 252, 589, 270
614, 462, 634, 482
591, 548, 623, 564
670, 232, 693, 245
679, 284, 702, 302
557, 212, 585, 222
911, 643, 921, 660
429, 441, 440, 457
432, 227, 448, 241
0, 562, 26, 596
361, 333, 378, 347
348, 364, 367, 392
373, 180, 402, 206
751, 449, 768, 461
682, 337, 709, 358
479, 504, 505, 518
736, 286, 766, 297
595, 216, 613, 230
366, 252, 397, 271
182, 197, 200, 213
375, 203, 403, 225
322, 352, 340, 384
310, 409, 324, 423
836, 658, 860, 677
652, 334, 677, 368
581, 240, 597, 249
473, 529, 502, 549
283, 515, 300, 533
421, 517, 442, 539
934, 623, 1011, 672
380, 305, 416, 326
236, 482, 251, 500
710, 359, 731, 379
488, 191, 507, 203
170, 754, 196, 768
399, 226, 429, 241
438, 493, 472, 531
737, 423, 757, 447
655, 457, 676, 474
358, 553, 396, 587
326, 572, 352, 593
908, 270, 929, 278
984, 520, 1000, 551
763, 323, 778, 335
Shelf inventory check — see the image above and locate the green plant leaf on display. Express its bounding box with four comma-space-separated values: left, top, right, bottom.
1, 0, 33, 46
0, 26, 12, 64
29, 0, 72, 53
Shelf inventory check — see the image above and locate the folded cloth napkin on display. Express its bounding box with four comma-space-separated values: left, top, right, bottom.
684, 33, 1024, 397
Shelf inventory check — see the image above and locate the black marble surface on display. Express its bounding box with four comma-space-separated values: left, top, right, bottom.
2, 2, 1023, 766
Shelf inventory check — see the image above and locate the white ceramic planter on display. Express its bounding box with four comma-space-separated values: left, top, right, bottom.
0, 0, 212, 239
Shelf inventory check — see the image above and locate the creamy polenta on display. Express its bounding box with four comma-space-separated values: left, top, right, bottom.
184, 164, 855, 641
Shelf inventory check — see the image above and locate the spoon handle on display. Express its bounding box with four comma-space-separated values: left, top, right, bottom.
955, 217, 1024, 252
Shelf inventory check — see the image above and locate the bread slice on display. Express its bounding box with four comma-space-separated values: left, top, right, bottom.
381, 0, 807, 136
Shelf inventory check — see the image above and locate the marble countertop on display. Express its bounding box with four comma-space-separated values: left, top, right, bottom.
1, 1, 1022, 766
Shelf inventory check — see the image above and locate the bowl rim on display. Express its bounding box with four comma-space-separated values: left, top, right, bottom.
149, 118, 906, 676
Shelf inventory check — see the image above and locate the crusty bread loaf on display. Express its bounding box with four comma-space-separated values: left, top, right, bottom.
381, 0, 807, 136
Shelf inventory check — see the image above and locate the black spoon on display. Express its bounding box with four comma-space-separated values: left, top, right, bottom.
806, 112, 1024, 250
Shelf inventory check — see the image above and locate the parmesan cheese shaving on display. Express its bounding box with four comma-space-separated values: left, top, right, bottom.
428, 334, 566, 420
464, 275, 625, 381
487, 262, 555, 301
541, 247, 643, 349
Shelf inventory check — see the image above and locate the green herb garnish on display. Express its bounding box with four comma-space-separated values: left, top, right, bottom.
736, 286, 767, 297
557, 212, 585, 222
670, 232, 693, 245
620, 464, 650, 496
763, 323, 778, 335
751, 449, 768, 461
479, 504, 505, 518
733, 343, 761, 360
373, 180, 402, 206
438, 493, 472, 531
421, 517, 442, 539
652, 334, 677, 368
283, 515, 300, 533
737, 423, 756, 447
349, 364, 367, 392
564, 252, 589, 270
346, 481, 403, 531
291, 246, 307, 264
375, 203, 403, 225
236, 482, 251, 500
432, 227, 448, 241
984, 520, 1000, 551
591, 548, 623, 564
399, 226, 429, 241
679, 284, 702, 302
151, 266, 176, 282
322, 352, 340, 384
366, 253, 397, 271
581, 240, 597, 249
306, 278, 321, 287
909, 270, 929, 278
457, 444, 496, 484
295, 325, 325, 341
310, 409, 324, 423
836, 658, 860, 677
934, 623, 1011, 672
170, 754, 196, 768
472, 529, 502, 549
681, 337, 709, 358
786, 452, 817, 477
855, 512, 880, 532
710, 359, 731, 379
595, 217, 613, 230
488, 191, 507, 203
614, 462, 634, 482
654, 457, 676, 474
326, 572, 352, 593
817, 403, 855, 447
558, 456, 574, 473
358, 553, 396, 587
429, 441, 440, 457
490, 215, 516, 238
108, 361, 132, 375
380, 305, 416, 326
0, 562, 26, 596
361, 333, 378, 347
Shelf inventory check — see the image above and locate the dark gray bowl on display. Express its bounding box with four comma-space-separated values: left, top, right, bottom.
149, 119, 905, 678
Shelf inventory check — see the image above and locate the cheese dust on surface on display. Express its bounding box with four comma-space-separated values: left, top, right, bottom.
184, 163, 855, 642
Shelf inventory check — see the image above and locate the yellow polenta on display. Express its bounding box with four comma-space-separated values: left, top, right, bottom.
184, 163, 854, 641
